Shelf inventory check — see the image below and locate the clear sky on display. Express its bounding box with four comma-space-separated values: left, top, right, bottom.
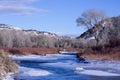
0, 0, 120, 37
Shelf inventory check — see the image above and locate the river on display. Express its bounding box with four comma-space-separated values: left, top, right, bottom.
12, 54, 120, 80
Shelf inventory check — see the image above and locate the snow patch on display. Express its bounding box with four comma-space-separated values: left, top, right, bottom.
11, 27, 22, 30
77, 69, 120, 76
12, 54, 77, 62
102, 21, 106, 27
87, 36, 95, 40
3, 73, 14, 80
26, 31, 38, 36
44, 33, 49, 35
75, 67, 84, 71
19, 67, 52, 77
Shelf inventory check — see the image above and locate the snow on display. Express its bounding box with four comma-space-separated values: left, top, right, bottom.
76, 69, 120, 76
11, 54, 120, 79
75, 67, 84, 71
75, 59, 120, 76
87, 36, 95, 40
12, 54, 77, 62
59, 51, 79, 55
26, 31, 38, 36
0, 28, 6, 30
0, 25, 22, 31
12, 55, 56, 61
12, 55, 120, 71
3, 73, 14, 80
19, 67, 52, 77
102, 21, 106, 27
43, 32, 57, 37
44, 33, 49, 35
11, 27, 22, 30
80, 59, 120, 71
32, 31, 38, 35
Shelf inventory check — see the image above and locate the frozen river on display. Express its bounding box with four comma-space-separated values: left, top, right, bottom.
10, 54, 120, 80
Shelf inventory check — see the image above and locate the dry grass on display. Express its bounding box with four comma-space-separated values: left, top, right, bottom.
0, 46, 59, 55
0, 50, 18, 79
0, 47, 83, 55
78, 47, 120, 60
0, 46, 120, 60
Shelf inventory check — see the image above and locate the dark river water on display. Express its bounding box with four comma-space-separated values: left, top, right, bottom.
13, 54, 120, 80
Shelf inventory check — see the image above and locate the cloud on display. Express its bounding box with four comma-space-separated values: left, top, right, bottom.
0, 0, 44, 15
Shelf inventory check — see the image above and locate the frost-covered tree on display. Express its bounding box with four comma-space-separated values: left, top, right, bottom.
76, 9, 107, 46
76, 9, 107, 29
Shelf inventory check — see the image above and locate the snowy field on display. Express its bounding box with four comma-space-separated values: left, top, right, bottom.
6, 54, 120, 80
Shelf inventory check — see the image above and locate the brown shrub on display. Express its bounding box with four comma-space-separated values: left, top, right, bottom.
109, 38, 120, 48
8, 49, 23, 55
0, 50, 18, 79
7, 47, 59, 55
80, 47, 120, 60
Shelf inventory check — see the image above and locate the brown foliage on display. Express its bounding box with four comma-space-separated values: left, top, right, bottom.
79, 47, 120, 60
108, 38, 120, 48
0, 46, 83, 55
0, 50, 18, 79
8, 47, 58, 55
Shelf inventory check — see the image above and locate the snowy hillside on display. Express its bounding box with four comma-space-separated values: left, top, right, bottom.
77, 16, 120, 40
0, 24, 59, 38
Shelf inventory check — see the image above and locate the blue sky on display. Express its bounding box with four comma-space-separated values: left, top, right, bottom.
0, 0, 120, 37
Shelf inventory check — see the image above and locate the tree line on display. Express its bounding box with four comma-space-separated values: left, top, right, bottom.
0, 29, 93, 48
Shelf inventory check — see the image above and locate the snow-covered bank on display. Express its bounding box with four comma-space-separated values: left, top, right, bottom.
12, 54, 77, 62
76, 68, 120, 76
3, 73, 14, 80
79, 59, 120, 72
0, 50, 18, 80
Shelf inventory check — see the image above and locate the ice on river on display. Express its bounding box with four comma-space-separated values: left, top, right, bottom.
10, 54, 120, 80
19, 67, 52, 77
76, 68, 120, 76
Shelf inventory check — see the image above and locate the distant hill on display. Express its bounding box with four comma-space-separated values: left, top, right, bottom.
0, 24, 60, 38
77, 16, 120, 39
0, 24, 84, 48
76, 16, 120, 46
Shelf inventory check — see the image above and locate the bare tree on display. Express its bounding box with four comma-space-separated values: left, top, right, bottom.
76, 9, 107, 46
76, 9, 107, 29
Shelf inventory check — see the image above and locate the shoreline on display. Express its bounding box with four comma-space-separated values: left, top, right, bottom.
0, 47, 119, 60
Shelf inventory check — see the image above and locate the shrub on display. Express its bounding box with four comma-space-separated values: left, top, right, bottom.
0, 50, 18, 79
109, 38, 120, 48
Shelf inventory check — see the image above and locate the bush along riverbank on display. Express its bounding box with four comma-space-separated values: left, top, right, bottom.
77, 47, 120, 60
0, 50, 18, 80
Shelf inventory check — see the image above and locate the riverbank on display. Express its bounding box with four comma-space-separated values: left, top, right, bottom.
0, 50, 18, 80
1, 52, 120, 80
0, 46, 120, 60
79, 47, 120, 60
